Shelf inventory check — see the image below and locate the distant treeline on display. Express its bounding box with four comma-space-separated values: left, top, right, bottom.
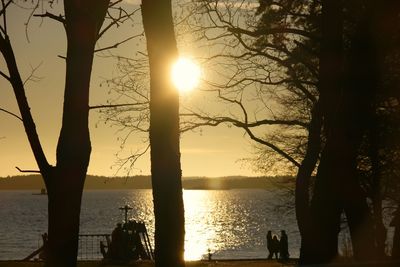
0, 175, 294, 190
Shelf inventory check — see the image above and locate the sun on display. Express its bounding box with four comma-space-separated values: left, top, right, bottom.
171, 57, 201, 92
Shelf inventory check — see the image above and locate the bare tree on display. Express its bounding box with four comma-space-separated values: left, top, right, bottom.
0, 1, 137, 266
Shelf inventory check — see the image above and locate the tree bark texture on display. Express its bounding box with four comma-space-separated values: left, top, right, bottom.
141, 1, 185, 267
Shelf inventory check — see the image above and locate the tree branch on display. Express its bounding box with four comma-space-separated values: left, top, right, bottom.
227, 26, 318, 40
89, 102, 147, 110
97, 6, 140, 41
0, 69, 10, 81
244, 127, 301, 168
0, 0, 12, 18
33, 12, 66, 26
16, 166, 41, 173
0, 33, 51, 174
1, 0, 13, 35
94, 34, 141, 53
0, 107, 23, 121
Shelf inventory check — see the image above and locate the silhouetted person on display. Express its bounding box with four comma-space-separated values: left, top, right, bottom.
271, 235, 280, 259
266, 230, 273, 259
279, 230, 289, 261
111, 223, 124, 260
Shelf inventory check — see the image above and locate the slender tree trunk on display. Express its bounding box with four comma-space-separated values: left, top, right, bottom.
141, 1, 185, 267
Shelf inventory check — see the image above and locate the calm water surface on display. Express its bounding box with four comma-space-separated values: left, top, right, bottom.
0, 189, 300, 260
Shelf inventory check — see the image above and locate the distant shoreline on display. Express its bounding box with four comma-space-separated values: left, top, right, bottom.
0, 175, 294, 190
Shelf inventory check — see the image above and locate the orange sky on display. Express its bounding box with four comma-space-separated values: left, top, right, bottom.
0, 1, 258, 178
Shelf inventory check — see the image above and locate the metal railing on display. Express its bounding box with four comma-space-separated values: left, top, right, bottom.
78, 234, 110, 260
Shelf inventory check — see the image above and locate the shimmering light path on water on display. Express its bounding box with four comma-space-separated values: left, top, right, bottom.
0, 190, 300, 260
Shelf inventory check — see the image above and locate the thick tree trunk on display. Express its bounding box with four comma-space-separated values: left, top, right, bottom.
296, 101, 322, 264
298, 0, 344, 264
369, 122, 386, 259
308, 145, 343, 264
45, 2, 109, 266
45, 170, 85, 267
341, 1, 380, 260
141, 1, 185, 267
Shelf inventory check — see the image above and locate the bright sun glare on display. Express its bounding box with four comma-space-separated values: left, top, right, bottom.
171, 57, 201, 92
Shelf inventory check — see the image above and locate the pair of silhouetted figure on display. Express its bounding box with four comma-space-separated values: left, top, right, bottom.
266, 230, 289, 261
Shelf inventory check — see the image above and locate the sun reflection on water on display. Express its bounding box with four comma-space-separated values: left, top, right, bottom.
183, 190, 218, 260
122, 189, 295, 261
183, 190, 252, 260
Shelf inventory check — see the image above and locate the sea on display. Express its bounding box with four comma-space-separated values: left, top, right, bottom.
0, 189, 300, 260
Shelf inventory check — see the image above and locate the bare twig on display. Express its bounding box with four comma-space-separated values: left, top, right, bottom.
94, 34, 142, 53
0, 107, 23, 121
33, 12, 66, 26
0, 0, 13, 36
16, 166, 41, 173
23, 62, 43, 86
89, 102, 147, 110
97, 6, 140, 41
227, 26, 318, 40
113, 144, 150, 176
24, 0, 40, 43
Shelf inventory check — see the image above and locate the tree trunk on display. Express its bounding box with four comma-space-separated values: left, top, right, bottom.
369, 120, 386, 259
296, 101, 322, 263
308, 145, 343, 264
45, 170, 85, 267
141, 1, 185, 267
45, 1, 109, 266
341, 1, 380, 260
298, 0, 344, 264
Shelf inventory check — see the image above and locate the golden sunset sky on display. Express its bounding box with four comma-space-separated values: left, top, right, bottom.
0, 1, 258, 178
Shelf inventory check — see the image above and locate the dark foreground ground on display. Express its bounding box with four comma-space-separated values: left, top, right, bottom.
0, 259, 293, 267
1, 259, 400, 267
